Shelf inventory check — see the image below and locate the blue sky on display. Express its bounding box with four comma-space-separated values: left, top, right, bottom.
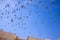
0, 0, 60, 40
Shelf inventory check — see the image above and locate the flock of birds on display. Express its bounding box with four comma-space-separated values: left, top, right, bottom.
0, 0, 58, 38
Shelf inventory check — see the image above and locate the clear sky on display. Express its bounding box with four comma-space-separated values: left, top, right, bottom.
0, 0, 60, 40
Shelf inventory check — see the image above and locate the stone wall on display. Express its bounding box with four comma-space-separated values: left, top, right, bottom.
0, 30, 59, 40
